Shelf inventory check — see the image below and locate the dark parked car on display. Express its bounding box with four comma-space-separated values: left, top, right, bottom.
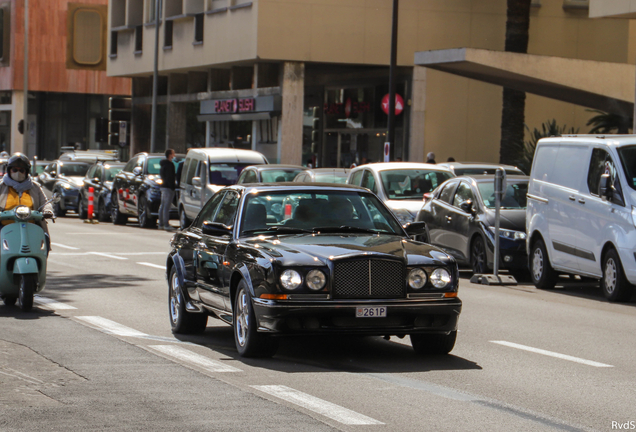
416, 175, 529, 276
166, 184, 462, 358
293, 168, 350, 184
236, 164, 305, 184
111, 152, 184, 228
38, 161, 91, 216
77, 161, 125, 221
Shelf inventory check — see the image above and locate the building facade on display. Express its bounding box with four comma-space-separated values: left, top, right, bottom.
0, 0, 131, 160
107, 0, 631, 166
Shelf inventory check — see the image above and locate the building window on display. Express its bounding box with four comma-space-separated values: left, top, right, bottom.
194, 13, 204, 43
0, 9, 4, 61
134, 25, 143, 53
73, 9, 103, 65
110, 31, 118, 56
164, 20, 173, 48
146, 0, 161, 23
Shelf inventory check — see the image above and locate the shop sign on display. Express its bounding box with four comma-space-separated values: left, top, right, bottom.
381, 93, 404, 116
214, 97, 256, 113
324, 98, 371, 117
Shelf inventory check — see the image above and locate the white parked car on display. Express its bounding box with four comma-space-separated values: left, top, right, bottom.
527, 135, 636, 301
178, 148, 268, 228
347, 162, 454, 225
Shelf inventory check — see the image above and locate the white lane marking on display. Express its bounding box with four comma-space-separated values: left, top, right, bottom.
137, 262, 165, 269
50, 242, 80, 250
34, 295, 77, 310
89, 252, 128, 260
64, 232, 130, 235
148, 345, 242, 373
75, 316, 148, 337
251, 385, 383, 425
490, 340, 613, 368
49, 252, 166, 256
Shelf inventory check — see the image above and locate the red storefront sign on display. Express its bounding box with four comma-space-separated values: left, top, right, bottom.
214, 98, 256, 113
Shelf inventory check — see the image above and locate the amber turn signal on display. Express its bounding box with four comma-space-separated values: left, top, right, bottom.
444, 292, 458, 298
259, 294, 288, 300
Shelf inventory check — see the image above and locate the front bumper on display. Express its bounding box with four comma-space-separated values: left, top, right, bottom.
60, 189, 79, 210
252, 297, 462, 336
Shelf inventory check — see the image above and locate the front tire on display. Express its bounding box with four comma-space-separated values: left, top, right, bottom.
601, 249, 633, 302
169, 267, 207, 334
234, 280, 278, 358
53, 195, 67, 217
138, 195, 156, 229
111, 192, 128, 225
411, 331, 457, 355
530, 238, 558, 290
471, 236, 487, 274
179, 207, 190, 230
77, 196, 88, 220
18, 274, 37, 312
98, 199, 110, 222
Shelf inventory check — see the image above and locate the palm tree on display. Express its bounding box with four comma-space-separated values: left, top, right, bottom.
499, 0, 532, 165
586, 109, 632, 134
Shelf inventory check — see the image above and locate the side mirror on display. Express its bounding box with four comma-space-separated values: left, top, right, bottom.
460, 199, 475, 214
599, 174, 612, 201
202, 220, 232, 237
192, 177, 202, 187
403, 221, 427, 236
132, 167, 142, 176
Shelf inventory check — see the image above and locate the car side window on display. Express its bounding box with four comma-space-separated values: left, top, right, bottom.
438, 181, 458, 204
194, 192, 225, 229
587, 148, 624, 206
95, 165, 103, 180
214, 191, 240, 227
240, 169, 257, 184
124, 157, 138, 172
361, 170, 377, 193
44, 164, 53, 174
452, 182, 473, 209
184, 160, 199, 186
86, 165, 97, 179
349, 170, 363, 185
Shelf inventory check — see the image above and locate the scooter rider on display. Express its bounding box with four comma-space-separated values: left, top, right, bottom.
0, 153, 54, 245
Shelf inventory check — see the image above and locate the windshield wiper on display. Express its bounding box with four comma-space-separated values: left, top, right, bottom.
311, 225, 387, 234
242, 226, 314, 235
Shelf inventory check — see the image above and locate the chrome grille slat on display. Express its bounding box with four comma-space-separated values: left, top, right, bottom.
333, 259, 404, 299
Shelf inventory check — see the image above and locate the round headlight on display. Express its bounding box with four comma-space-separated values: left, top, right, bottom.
408, 268, 427, 289
280, 270, 302, 290
430, 268, 452, 288
15, 205, 31, 220
306, 269, 327, 291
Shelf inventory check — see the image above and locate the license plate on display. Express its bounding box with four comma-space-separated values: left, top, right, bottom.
356, 306, 387, 318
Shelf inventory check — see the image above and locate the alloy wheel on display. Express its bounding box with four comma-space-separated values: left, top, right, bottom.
532, 247, 544, 281
235, 289, 249, 347
604, 258, 617, 295
170, 272, 181, 325
471, 238, 486, 274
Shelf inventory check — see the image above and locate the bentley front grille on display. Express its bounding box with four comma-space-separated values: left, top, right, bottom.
333, 259, 405, 299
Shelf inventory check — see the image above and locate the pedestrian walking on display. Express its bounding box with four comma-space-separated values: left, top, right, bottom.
426, 152, 436, 164
159, 149, 177, 231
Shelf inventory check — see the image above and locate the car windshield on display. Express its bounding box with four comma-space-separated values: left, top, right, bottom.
314, 173, 348, 184
380, 169, 454, 200
240, 190, 403, 236
261, 169, 304, 183
59, 163, 90, 177
104, 165, 123, 182
477, 181, 529, 209
209, 163, 251, 186
617, 145, 636, 191
454, 167, 525, 176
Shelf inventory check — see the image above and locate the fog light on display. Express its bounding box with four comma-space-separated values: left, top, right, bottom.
504, 255, 513, 263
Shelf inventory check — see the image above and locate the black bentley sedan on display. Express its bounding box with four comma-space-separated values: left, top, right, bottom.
416, 175, 529, 276
111, 152, 184, 228
166, 183, 462, 358
77, 161, 125, 221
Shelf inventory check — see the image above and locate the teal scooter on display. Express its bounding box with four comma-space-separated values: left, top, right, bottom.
0, 194, 59, 311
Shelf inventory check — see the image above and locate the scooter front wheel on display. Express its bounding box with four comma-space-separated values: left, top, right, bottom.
18, 275, 37, 312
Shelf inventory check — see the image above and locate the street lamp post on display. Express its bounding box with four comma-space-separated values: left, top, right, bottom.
386, 0, 399, 162
150, 0, 162, 153
23, 0, 29, 157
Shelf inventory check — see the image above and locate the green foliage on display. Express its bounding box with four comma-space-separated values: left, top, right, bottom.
586, 109, 631, 134
518, 119, 578, 174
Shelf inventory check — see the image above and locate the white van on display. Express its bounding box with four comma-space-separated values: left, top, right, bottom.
178, 148, 268, 228
527, 135, 636, 301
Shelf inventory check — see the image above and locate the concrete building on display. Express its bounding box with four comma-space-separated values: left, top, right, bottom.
107, 0, 631, 166
0, 0, 130, 160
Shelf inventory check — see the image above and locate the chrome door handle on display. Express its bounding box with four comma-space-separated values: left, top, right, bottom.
578, 199, 586, 204
568, 195, 576, 201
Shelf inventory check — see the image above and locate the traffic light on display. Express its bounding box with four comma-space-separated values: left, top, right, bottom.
108, 97, 131, 147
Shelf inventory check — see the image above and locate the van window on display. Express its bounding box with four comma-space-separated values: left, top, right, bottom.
550, 145, 587, 190
617, 145, 636, 191
531, 145, 558, 183
588, 148, 612, 195
184, 159, 199, 186
349, 170, 363, 185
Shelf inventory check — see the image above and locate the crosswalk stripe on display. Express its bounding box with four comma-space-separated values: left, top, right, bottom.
251, 385, 383, 425
89, 252, 128, 260
75, 316, 148, 337
490, 340, 613, 368
50, 243, 80, 250
148, 345, 242, 373
34, 295, 77, 310
137, 262, 165, 269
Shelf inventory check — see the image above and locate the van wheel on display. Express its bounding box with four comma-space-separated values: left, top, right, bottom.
179, 208, 190, 230
601, 249, 633, 302
530, 238, 558, 290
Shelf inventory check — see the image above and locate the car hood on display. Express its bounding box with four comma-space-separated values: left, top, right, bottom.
242, 234, 454, 267
61, 176, 84, 188
385, 200, 425, 215
484, 209, 526, 231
